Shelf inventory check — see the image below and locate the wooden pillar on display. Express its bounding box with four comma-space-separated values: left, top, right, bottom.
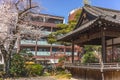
112, 39, 114, 62
101, 27, 106, 63
72, 41, 74, 63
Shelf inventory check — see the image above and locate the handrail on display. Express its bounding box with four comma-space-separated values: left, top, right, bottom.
64, 62, 120, 70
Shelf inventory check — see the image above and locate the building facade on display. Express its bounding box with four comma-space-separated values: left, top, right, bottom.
19, 13, 78, 64
68, 8, 81, 21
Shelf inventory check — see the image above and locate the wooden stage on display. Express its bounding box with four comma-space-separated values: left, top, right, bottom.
65, 63, 120, 80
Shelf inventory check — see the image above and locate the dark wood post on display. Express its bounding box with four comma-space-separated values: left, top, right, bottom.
101, 27, 106, 63
72, 41, 75, 63
112, 39, 114, 62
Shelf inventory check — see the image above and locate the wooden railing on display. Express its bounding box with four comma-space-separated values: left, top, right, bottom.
64, 62, 120, 70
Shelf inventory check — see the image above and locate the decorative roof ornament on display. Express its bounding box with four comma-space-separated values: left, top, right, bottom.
83, 0, 90, 5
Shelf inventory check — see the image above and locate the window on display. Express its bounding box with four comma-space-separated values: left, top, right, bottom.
31, 16, 43, 22
54, 20, 63, 24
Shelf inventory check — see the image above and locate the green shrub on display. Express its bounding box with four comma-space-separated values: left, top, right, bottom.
43, 72, 51, 76
64, 73, 72, 79
56, 73, 72, 79
10, 54, 26, 77
82, 52, 98, 63
25, 64, 43, 76
0, 71, 5, 78
56, 67, 65, 72
55, 70, 72, 79
0, 78, 3, 80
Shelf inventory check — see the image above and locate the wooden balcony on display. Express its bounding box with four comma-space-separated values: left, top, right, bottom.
65, 62, 120, 71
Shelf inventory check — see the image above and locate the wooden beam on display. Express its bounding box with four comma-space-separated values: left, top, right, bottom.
75, 32, 101, 44
105, 30, 120, 37
74, 29, 120, 45
112, 39, 114, 62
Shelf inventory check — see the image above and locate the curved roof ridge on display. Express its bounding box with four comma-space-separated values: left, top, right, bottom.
94, 6, 120, 13
84, 5, 120, 18
83, 5, 100, 17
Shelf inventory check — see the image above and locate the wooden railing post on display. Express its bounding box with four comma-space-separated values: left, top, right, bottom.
117, 63, 119, 68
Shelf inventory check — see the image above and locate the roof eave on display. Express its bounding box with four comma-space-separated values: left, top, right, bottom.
57, 19, 98, 42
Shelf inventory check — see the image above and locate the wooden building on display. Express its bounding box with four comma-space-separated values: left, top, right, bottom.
58, 4, 120, 80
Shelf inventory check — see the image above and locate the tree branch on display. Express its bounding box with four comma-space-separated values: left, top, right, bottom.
29, 0, 32, 8
15, 0, 20, 10
18, 6, 39, 18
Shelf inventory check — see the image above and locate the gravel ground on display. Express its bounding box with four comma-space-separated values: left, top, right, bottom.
3, 76, 81, 80
4, 76, 56, 80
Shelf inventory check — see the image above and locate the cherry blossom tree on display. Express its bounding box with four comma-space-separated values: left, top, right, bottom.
0, 0, 43, 75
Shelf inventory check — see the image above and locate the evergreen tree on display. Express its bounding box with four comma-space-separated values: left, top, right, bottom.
47, 9, 82, 44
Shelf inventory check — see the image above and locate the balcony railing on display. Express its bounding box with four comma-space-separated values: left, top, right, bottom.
28, 50, 78, 56
29, 51, 50, 56
43, 31, 51, 35
21, 40, 65, 46
65, 52, 78, 55
21, 40, 49, 45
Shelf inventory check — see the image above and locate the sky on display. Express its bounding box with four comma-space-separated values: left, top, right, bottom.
34, 0, 120, 23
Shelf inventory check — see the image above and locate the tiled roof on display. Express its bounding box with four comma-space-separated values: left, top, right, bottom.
57, 5, 120, 42
84, 5, 120, 18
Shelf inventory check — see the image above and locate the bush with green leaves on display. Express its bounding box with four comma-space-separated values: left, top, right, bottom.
0, 71, 5, 78
20, 49, 34, 61
43, 72, 51, 76
25, 64, 43, 76
81, 45, 99, 63
10, 54, 26, 77
55, 70, 72, 79
82, 52, 98, 63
